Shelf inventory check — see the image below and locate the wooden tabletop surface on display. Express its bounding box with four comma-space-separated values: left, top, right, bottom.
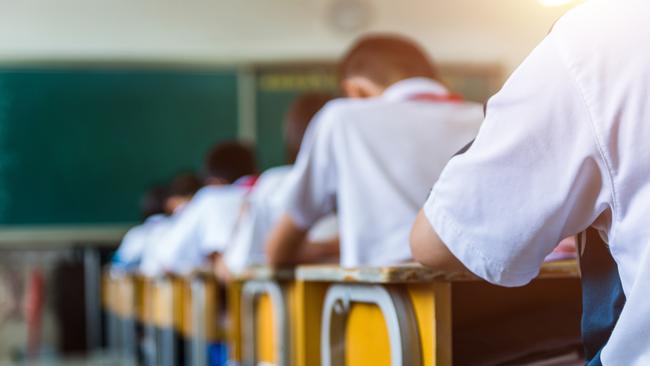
294, 260, 579, 284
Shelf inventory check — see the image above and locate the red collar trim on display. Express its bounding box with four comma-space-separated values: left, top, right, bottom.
409, 92, 464, 103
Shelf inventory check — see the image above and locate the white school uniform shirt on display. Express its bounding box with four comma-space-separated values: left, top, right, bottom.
285, 78, 483, 268
224, 166, 338, 275
113, 214, 166, 271
224, 166, 292, 274
423, 1, 650, 364
138, 215, 177, 277
156, 185, 247, 275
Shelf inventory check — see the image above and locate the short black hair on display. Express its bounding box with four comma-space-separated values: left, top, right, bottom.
203, 141, 257, 183
139, 185, 168, 220
168, 172, 202, 197
340, 33, 438, 87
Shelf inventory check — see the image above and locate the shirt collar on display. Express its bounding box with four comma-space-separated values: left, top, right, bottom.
381, 77, 450, 102
146, 214, 167, 224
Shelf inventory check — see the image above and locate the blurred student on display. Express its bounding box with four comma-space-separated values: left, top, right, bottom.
217, 93, 338, 280
113, 173, 201, 273
112, 185, 167, 272
138, 173, 202, 277
154, 141, 257, 276
266, 34, 483, 268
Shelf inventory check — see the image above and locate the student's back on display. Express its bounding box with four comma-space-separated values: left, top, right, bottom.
287, 80, 482, 266
157, 141, 256, 275
113, 184, 171, 272
267, 34, 483, 268
223, 93, 336, 276
545, 3, 650, 363
224, 166, 293, 274
161, 183, 248, 274
137, 173, 201, 277
411, 2, 650, 364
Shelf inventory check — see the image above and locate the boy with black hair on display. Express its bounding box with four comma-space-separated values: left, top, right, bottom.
112, 185, 169, 272
266, 34, 483, 268
163, 172, 202, 215
153, 141, 257, 276
138, 173, 202, 276
115, 172, 202, 273
203, 141, 257, 186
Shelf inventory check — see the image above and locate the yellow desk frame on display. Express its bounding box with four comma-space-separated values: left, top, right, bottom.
101, 269, 141, 362
229, 268, 296, 366
295, 261, 581, 366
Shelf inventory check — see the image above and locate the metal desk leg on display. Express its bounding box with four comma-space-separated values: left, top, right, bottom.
241, 280, 289, 366
84, 247, 102, 352
321, 284, 422, 366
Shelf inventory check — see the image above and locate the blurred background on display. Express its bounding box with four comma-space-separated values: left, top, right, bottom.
0, 0, 577, 364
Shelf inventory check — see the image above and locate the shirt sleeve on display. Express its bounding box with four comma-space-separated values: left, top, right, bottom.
423, 32, 611, 287
284, 104, 340, 229
113, 225, 145, 268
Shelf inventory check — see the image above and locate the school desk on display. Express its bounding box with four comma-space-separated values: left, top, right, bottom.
145, 274, 186, 366
101, 269, 140, 362
229, 267, 297, 366
179, 270, 227, 366
295, 261, 582, 366
101, 270, 119, 352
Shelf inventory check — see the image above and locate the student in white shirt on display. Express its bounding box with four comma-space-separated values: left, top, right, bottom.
266, 34, 484, 268
218, 93, 339, 280
153, 141, 256, 276
112, 185, 168, 272
410, 2, 649, 364
114, 174, 201, 273
136, 173, 202, 277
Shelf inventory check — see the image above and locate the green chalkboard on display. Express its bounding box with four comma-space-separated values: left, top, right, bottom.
0, 67, 238, 225
255, 65, 339, 170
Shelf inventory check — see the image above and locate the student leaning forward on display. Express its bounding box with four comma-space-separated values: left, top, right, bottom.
266, 34, 484, 268
411, 1, 645, 365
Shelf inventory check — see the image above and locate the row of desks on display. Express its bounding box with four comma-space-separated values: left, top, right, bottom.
104, 260, 582, 366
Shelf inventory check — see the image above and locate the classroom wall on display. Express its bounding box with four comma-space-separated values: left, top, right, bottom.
0, 0, 576, 74
0, 0, 576, 225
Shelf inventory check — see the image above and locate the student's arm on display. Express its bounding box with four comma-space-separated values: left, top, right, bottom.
266, 214, 309, 266
211, 253, 232, 283
411, 29, 611, 286
410, 210, 468, 274
297, 236, 340, 264
266, 220, 339, 266
266, 105, 339, 266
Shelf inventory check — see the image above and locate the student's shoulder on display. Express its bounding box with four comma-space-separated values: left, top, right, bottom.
312, 97, 385, 132
194, 185, 247, 207
319, 95, 484, 119
256, 165, 291, 184
122, 223, 147, 242
258, 165, 292, 184
251, 165, 293, 197
144, 213, 167, 225
319, 97, 483, 130
194, 185, 236, 199
448, 101, 485, 120
319, 97, 386, 116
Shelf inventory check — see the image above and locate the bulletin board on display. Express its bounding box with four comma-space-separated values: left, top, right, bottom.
253, 62, 503, 170
254, 63, 340, 170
